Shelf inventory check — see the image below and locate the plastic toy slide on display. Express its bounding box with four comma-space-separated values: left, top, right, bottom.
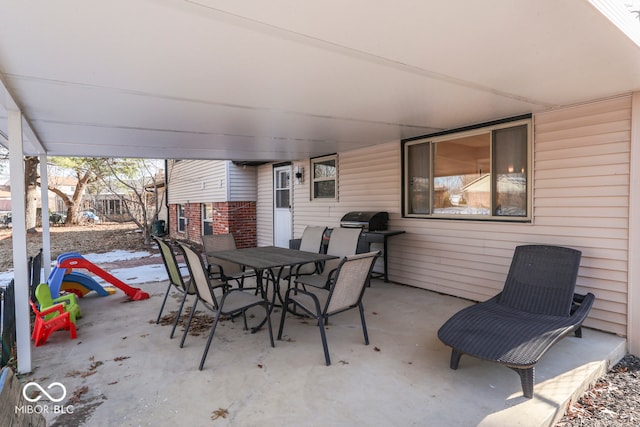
47, 252, 149, 301
61, 271, 116, 297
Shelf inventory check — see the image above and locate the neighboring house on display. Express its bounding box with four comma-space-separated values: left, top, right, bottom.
169, 95, 635, 341
0, 176, 72, 219
87, 170, 166, 225
167, 160, 258, 248
91, 192, 129, 221
0, 185, 11, 211
47, 175, 77, 214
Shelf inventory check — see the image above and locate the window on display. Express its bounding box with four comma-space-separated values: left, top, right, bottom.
311, 154, 337, 200
101, 199, 123, 215
202, 203, 213, 235
177, 204, 186, 232
403, 117, 531, 220
274, 168, 290, 208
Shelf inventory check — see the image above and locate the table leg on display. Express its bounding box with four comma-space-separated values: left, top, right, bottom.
383, 238, 389, 282
251, 269, 268, 333
251, 267, 283, 333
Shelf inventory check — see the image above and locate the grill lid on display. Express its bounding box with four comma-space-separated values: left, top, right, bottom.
340, 211, 388, 231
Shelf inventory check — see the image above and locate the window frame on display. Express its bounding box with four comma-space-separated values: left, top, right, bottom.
177, 204, 186, 232
202, 203, 213, 235
402, 116, 532, 222
310, 154, 338, 201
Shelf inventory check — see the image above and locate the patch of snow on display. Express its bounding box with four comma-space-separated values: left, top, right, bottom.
83, 250, 155, 263
0, 250, 166, 288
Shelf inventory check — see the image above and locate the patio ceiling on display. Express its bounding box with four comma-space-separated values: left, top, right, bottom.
0, 0, 639, 162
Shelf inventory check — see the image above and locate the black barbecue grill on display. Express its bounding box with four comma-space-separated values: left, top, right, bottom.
337, 211, 404, 282
339, 211, 389, 231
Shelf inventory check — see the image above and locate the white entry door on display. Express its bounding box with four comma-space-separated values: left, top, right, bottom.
273, 165, 292, 247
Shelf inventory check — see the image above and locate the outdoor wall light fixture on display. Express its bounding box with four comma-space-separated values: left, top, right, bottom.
295, 166, 304, 184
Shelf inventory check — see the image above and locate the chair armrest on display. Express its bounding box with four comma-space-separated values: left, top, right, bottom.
570, 292, 595, 323
207, 263, 226, 279
40, 303, 66, 317
291, 261, 318, 278
287, 286, 315, 297
53, 293, 78, 305
207, 277, 230, 292
325, 267, 339, 285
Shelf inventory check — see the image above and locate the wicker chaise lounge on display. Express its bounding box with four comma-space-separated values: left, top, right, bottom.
437, 245, 595, 398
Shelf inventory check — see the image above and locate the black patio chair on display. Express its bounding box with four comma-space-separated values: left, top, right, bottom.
278, 251, 380, 366
437, 244, 595, 398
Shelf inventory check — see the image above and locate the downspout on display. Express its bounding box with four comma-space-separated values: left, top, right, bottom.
628, 92, 640, 355
165, 159, 169, 236
225, 160, 231, 201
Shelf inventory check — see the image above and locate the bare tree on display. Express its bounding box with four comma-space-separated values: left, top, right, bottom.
0, 145, 8, 175
97, 158, 164, 244
24, 156, 39, 232
0, 147, 39, 232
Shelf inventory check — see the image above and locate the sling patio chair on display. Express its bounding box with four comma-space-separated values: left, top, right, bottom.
278, 251, 380, 366
293, 227, 362, 290
153, 236, 198, 339
177, 241, 274, 370
437, 244, 595, 398
279, 225, 327, 292
202, 233, 256, 288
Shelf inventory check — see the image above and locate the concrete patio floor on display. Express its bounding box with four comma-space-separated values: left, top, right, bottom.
27, 278, 625, 427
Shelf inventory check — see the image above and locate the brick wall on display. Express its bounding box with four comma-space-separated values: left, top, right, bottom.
169, 201, 256, 248
169, 202, 202, 243
214, 202, 256, 248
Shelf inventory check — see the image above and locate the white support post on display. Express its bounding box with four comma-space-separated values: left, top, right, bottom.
8, 110, 32, 373
628, 92, 640, 356
39, 154, 52, 278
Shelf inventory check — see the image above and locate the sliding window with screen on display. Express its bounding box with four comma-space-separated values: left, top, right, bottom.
403, 116, 531, 221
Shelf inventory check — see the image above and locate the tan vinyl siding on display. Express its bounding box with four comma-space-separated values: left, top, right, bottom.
531, 96, 631, 335
392, 96, 631, 336
263, 96, 631, 337
228, 163, 258, 201
168, 160, 257, 204
256, 164, 273, 246
288, 142, 401, 239
167, 160, 227, 204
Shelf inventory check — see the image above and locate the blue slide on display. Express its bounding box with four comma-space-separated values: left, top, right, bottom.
48, 252, 110, 298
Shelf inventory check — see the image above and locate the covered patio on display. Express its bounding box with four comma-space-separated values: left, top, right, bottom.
29, 276, 625, 426
1, 4, 639, 422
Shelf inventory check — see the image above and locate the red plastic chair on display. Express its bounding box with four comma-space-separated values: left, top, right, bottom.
29, 300, 77, 346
